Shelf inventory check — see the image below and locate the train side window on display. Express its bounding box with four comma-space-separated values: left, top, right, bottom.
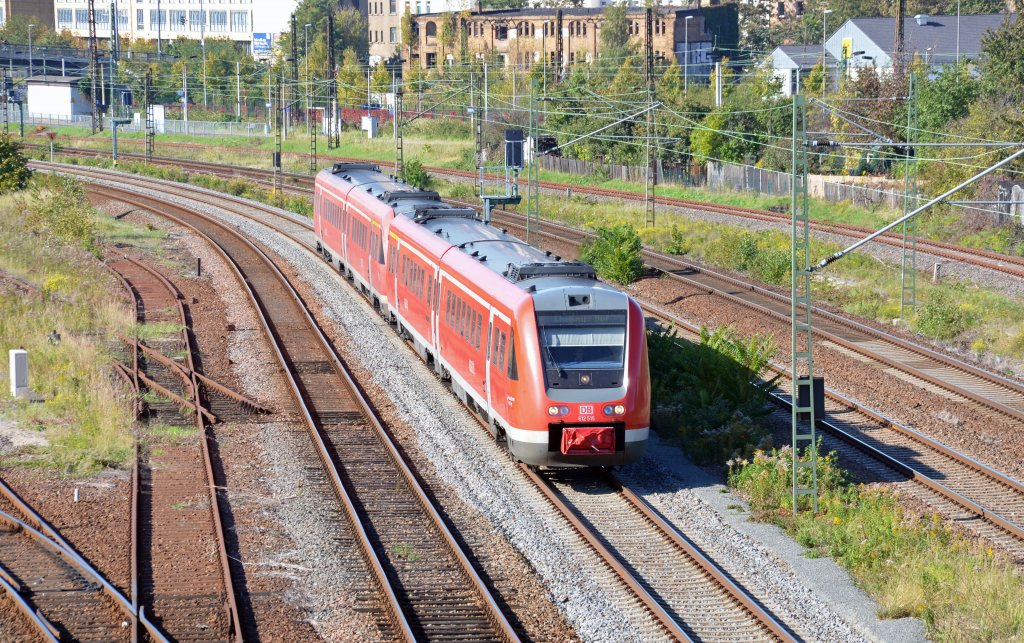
491, 330, 500, 366
507, 336, 518, 380
476, 315, 482, 349
447, 292, 453, 326
485, 323, 492, 361
427, 278, 433, 308
498, 332, 506, 371
460, 300, 467, 338
470, 310, 477, 345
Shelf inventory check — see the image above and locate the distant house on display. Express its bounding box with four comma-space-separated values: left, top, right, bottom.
26, 75, 90, 118
825, 12, 1016, 76
768, 45, 837, 96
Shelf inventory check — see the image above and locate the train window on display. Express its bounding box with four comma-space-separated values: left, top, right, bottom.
476, 315, 482, 349
460, 300, 467, 338
427, 278, 433, 308
470, 310, 477, 346
485, 323, 492, 361
507, 336, 518, 380
492, 330, 500, 366
446, 292, 453, 325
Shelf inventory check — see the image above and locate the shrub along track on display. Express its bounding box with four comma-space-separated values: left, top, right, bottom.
107, 254, 256, 640
34, 143, 1024, 279
48, 163, 808, 641
83, 178, 521, 642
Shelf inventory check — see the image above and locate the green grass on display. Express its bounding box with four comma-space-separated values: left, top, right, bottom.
134, 322, 185, 343
149, 423, 197, 444
0, 186, 136, 474
730, 446, 1024, 640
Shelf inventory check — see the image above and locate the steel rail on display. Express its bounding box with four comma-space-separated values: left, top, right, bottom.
0, 567, 60, 642
87, 181, 520, 642
110, 254, 246, 641
640, 301, 1024, 546
606, 474, 797, 642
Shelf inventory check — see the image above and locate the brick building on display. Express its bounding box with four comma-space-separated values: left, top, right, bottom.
407, 3, 738, 77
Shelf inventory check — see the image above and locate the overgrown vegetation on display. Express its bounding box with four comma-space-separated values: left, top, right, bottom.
648, 325, 778, 464
579, 224, 645, 285
0, 136, 32, 195
0, 181, 138, 474
403, 159, 434, 191
730, 446, 1024, 640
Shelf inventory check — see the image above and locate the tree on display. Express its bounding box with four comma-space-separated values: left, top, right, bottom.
657, 61, 684, 106
401, 5, 415, 61
371, 60, 392, 98
439, 12, 455, 68
980, 15, 1024, 101
580, 224, 644, 285
599, 4, 632, 63
0, 136, 31, 194
337, 48, 365, 107
739, 0, 774, 52
282, 1, 367, 62
916, 62, 981, 137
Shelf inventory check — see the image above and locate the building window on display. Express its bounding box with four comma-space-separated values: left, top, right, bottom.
390, 26, 397, 43
230, 10, 246, 31
149, 9, 166, 28
58, 9, 73, 29
425, 21, 436, 39
209, 10, 227, 32
169, 10, 185, 30
96, 8, 109, 28
426, 52, 436, 67
495, 24, 507, 40
189, 10, 203, 30
390, 0, 396, 13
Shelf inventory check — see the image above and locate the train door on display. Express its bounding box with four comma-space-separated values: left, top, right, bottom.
488, 310, 513, 428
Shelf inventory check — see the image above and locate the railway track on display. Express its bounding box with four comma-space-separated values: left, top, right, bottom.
86, 179, 521, 642
108, 255, 244, 640
63, 164, 804, 640
0, 476, 151, 641
31, 141, 1024, 279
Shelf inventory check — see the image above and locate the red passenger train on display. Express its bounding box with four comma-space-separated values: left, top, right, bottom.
313, 162, 650, 466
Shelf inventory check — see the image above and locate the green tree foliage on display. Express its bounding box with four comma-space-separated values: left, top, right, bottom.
371, 60, 393, 97
916, 63, 981, 136
27, 177, 98, 253
0, 136, 32, 195
283, 2, 367, 60
980, 15, 1024, 101
403, 159, 433, 189
337, 48, 365, 107
648, 325, 778, 464
0, 15, 80, 47
599, 3, 632, 62
579, 224, 644, 285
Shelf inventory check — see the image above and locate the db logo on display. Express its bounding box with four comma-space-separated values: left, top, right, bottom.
579, 405, 593, 415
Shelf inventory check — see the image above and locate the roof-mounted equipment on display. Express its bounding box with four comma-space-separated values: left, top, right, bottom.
413, 207, 479, 222
381, 190, 441, 203
504, 261, 596, 282
331, 162, 380, 174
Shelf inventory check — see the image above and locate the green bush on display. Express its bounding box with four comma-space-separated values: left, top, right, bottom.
914, 290, 974, 340
648, 325, 778, 465
665, 225, 689, 255
26, 177, 98, 254
403, 159, 433, 190
0, 135, 32, 194
579, 224, 644, 285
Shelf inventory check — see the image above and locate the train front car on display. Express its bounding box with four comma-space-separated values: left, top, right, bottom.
508, 265, 651, 467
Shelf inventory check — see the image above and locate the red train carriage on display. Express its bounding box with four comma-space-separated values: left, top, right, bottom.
314, 162, 650, 467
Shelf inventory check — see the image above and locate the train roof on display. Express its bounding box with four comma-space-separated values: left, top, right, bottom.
322, 163, 597, 290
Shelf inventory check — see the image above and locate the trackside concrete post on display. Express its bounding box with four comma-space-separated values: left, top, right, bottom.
9, 349, 28, 398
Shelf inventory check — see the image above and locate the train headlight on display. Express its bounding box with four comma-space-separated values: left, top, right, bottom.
548, 405, 570, 417
603, 404, 626, 416
548, 405, 559, 416
614, 404, 626, 415
579, 373, 592, 385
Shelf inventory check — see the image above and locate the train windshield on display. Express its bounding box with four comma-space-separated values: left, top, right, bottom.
536, 311, 627, 370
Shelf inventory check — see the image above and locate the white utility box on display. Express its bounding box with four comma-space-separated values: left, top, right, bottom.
361, 115, 378, 139
9, 349, 28, 398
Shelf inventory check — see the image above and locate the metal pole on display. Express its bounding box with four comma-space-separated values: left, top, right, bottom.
822, 9, 832, 95
304, 23, 311, 134
956, 0, 961, 65
684, 15, 692, 93
236, 60, 241, 118
157, 0, 162, 55
900, 72, 918, 317
183, 62, 188, 125
200, 0, 207, 109
790, 93, 817, 514
483, 61, 488, 124
812, 146, 1024, 271
28, 25, 33, 78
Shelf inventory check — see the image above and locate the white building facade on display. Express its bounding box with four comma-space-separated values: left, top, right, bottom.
52, 0, 299, 49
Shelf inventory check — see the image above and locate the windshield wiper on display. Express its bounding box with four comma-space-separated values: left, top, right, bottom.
542, 336, 567, 379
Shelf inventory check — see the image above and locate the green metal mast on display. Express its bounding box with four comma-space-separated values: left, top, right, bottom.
900, 72, 919, 318
526, 80, 540, 245
790, 94, 818, 513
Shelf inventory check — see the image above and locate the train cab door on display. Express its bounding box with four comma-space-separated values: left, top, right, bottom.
487, 310, 513, 429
